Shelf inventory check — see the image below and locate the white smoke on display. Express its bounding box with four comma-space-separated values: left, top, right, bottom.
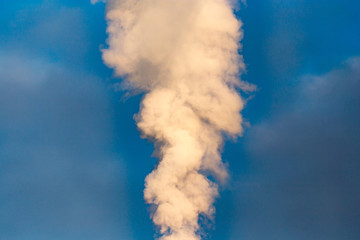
100, 0, 252, 239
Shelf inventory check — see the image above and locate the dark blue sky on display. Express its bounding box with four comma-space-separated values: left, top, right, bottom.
1, 0, 359, 239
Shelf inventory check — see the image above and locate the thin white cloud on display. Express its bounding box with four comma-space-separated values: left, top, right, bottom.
91, 0, 106, 4
231, 56, 360, 240
0, 52, 55, 87
0, 53, 132, 240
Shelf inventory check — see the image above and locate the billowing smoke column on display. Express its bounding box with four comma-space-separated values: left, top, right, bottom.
100, 0, 251, 239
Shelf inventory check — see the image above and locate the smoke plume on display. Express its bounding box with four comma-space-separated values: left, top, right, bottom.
100, 0, 251, 239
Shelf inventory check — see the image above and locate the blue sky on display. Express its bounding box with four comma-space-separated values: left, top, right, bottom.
1, 0, 359, 239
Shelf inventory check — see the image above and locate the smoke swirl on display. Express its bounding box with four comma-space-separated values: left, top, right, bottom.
100, 0, 252, 239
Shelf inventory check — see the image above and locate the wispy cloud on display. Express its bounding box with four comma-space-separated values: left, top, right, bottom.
232, 57, 360, 240
0, 51, 131, 239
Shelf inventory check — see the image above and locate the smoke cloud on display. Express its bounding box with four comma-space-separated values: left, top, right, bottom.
100, 0, 251, 239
